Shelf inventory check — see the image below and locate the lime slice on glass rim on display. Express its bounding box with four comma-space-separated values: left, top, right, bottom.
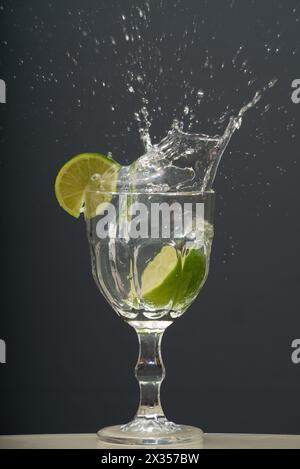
140, 245, 207, 310
55, 153, 120, 219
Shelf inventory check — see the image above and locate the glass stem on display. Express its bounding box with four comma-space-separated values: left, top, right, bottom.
134, 328, 166, 420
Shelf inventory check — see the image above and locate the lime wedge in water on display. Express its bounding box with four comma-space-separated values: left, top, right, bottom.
141, 245, 207, 310
173, 249, 207, 309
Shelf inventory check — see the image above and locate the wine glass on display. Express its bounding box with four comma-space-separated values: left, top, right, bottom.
86, 190, 214, 446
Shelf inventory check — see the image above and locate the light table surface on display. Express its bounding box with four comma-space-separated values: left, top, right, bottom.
1, 433, 300, 449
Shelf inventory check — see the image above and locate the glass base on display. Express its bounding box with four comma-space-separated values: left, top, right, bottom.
97, 418, 203, 447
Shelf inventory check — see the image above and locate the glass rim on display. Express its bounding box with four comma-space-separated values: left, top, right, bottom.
85, 189, 215, 196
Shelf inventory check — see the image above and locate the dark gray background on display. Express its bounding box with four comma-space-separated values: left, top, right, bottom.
0, 0, 300, 435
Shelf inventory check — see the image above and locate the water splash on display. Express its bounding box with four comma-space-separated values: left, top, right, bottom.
115, 78, 278, 194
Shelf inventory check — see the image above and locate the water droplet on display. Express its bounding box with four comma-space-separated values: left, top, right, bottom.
137, 7, 144, 18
